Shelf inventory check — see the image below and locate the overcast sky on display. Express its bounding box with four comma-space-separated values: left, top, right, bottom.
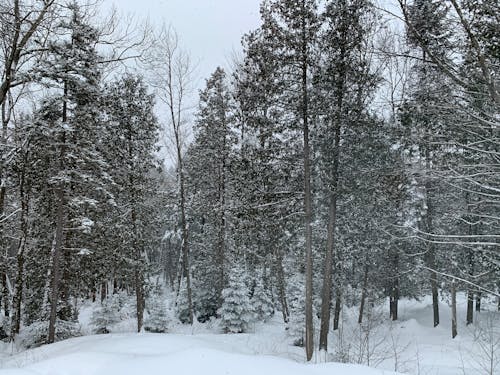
105, 0, 262, 87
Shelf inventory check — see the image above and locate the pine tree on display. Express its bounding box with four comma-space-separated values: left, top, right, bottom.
186, 67, 235, 312
252, 278, 274, 322
315, 0, 378, 351
219, 266, 255, 333
101, 74, 161, 333
145, 288, 170, 333
26, 2, 111, 343
401, 0, 454, 328
91, 298, 120, 334
250, 0, 320, 359
176, 279, 192, 324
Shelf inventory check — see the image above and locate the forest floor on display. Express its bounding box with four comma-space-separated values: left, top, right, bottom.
0, 294, 498, 375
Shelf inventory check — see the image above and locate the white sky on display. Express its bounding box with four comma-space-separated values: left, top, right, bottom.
104, 0, 262, 87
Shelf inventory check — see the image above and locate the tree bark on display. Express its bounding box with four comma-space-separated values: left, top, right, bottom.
274, 246, 289, 324
100, 282, 107, 303
451, 279, 457, 339
1, 273, 9, 317
424, 184, 439, 327
358, 260, 369, 324
390, 252, 399, 321
300, 0, 314, 360
216, 126, 227, 309
466, 289, 474, 325
475, 292, 481, 312
10, 164, 29, 339
333, 288, 341, 331
319, 119, 341, 350
47, 187, 65, 344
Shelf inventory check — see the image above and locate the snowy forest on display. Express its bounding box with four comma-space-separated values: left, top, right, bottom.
0, 0, 498, 374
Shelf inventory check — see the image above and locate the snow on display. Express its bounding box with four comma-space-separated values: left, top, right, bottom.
0, 295, 497, 375
0, 333, 401, 375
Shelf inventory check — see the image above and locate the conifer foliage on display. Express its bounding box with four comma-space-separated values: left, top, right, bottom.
219, 266, 255, 333
0, 0, 498, 364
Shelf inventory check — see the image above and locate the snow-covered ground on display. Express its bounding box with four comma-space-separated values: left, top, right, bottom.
0, 333, 401, 375
0, 295, 498, 375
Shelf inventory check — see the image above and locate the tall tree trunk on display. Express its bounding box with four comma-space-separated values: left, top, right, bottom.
132, 207, 144, 333
390, 252, 399, 321
319, 119, 341, 351
47, 188, 65, 344
420, 49, 439, 328
274, 246, 289, 324
47, 82, 68, 344
0, 95, 10, 320
333, 288, 341, 331
424, 184, 439, 327
451, 279, 457, 338
10, 164, 28, 339
100, 281, 107, 303
216, 148, 226, 309
177, 150, 193, 325
1, 273, 8, 317
300, 1, 314, 360
466, 289, 474, 325
475, 292, 481, 312
134, 269, 144, 332
358, 260, 369, 324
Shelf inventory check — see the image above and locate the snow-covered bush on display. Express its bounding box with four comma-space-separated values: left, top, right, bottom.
218, 266, 255, 333
145, 291, 170, 333
251, 279, 274, 322
17, 320, 81, 348
90, 298, 120, 334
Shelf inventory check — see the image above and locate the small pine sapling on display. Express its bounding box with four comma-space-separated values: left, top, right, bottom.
145, 289, 170, 333
219, 266, 255, 333
252, 279, 274, 322
90, 298, 120, 334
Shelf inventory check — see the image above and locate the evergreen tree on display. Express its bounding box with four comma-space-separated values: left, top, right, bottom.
27, 3, 111, 342
90, 298, 120, 334
219, 266, 255, 333
252, 278, 274, 322
145, 288, 170, 333
101, 74, 161, 333
186, 67, 235, 313
314, 0, 378, 350
250, 0, 320, 359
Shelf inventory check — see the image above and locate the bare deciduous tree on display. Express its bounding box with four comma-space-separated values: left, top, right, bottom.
146, 25, 195, 325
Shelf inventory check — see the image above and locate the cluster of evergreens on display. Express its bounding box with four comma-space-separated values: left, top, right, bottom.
0, 0, 498, 359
